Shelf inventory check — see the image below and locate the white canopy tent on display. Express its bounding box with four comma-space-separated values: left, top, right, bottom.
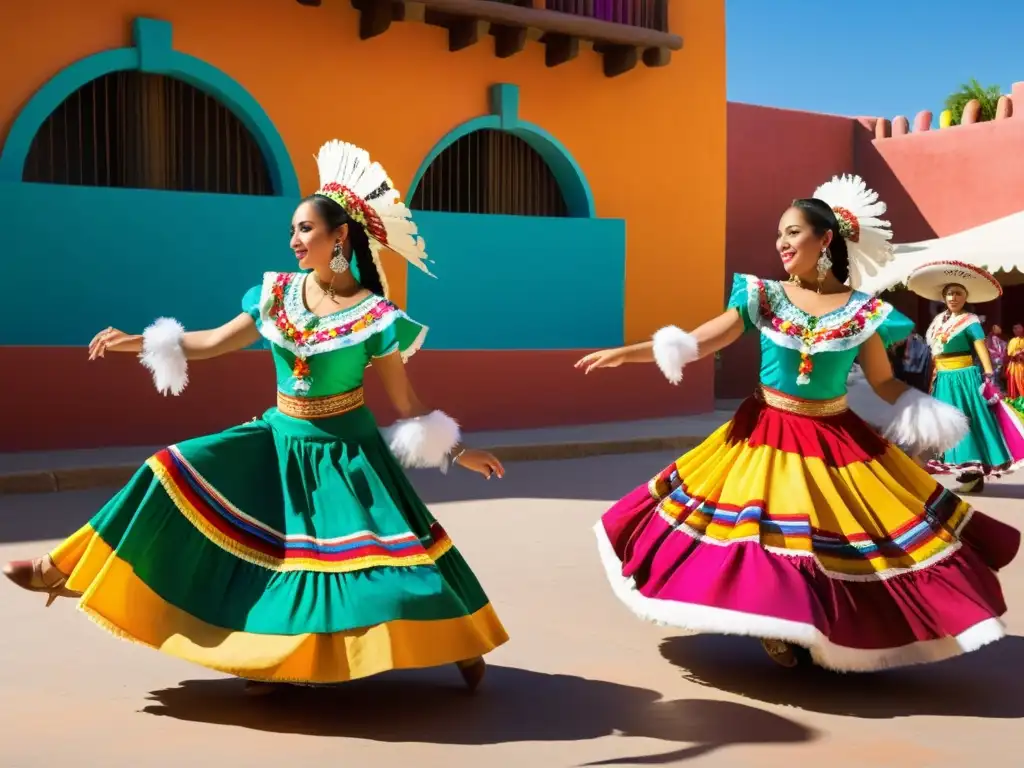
858, 210, 1024, 295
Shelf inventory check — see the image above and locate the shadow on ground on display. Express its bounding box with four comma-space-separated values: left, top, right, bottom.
143, 665, 816, 763
661, 633, 1024, 719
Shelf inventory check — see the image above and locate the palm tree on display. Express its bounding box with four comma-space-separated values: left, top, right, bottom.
944, 79, 1003, 125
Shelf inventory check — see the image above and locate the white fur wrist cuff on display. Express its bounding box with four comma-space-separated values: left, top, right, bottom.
139, 317, 188, 396
882, 388, 969, 455
652, 325, 699, 385
845, 367, 896, 432
383, 410, 461, 469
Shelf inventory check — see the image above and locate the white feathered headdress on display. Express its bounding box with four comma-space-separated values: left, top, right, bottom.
314, 140, 432, 298
812, 174, 894, 291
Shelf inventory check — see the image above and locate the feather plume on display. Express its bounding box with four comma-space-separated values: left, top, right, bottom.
813, 174, 894, 291
315, 140, 432, 279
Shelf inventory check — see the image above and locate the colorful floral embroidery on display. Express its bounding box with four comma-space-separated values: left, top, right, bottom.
264, 272, 398, 392
318, 182, 389, 244
290, 357, 311, 391
755, 279, 885, 385
926, 312, 978, 357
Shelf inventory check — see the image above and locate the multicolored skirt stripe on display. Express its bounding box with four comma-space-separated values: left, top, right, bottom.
50, 406, 508, 683
596, 387, 1019, 671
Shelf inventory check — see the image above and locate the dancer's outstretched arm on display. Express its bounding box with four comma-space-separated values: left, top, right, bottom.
575, 309, 745, 377
371, 351, 504, 480
86, 314, 262, 397
87, 314, 260, 361
851, 332, 968, 458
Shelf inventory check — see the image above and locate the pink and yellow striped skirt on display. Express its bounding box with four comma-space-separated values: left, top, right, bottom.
596, 387, 1019, 671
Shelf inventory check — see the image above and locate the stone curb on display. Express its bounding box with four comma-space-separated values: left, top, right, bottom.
0, 434, 705, 496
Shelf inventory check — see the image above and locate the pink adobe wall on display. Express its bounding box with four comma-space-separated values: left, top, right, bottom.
717, 83, 1024, 400
856, 81, 1024, 239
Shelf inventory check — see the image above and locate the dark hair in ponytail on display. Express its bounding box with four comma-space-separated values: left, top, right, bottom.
790, 197, 850, 284
302, 194, 386, 296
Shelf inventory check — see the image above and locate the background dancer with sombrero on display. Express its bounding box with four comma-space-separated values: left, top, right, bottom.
577, 175, 1019, 672
907, 261, 1024, 494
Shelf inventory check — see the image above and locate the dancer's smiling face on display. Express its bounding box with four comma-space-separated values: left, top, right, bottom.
942, 283, 968, 314
777, 207, 833, 281
290, 198, 348, 273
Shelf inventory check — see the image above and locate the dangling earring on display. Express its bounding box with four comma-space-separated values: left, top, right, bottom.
816, 246, 832, 293
329, 242, 350, 274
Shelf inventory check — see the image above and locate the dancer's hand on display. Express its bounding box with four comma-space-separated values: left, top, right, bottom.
88, 327, 142, 360
981, 377, 1003, 405
456, 449, 505, 480
575, 348, 627, 374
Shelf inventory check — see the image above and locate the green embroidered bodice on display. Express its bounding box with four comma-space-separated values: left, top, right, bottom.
727, 273, 913, 400
242, 271, 426, 397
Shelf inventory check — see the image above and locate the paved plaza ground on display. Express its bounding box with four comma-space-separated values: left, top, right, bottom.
1, 451, 1022, 767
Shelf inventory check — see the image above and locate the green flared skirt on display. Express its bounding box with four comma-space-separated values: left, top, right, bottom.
50, 406, 508, 683
927, 365, 1014, 476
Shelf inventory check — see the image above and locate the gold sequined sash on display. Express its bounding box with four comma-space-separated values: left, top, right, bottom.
276, 388, 365, 420
755, 385, 848, 417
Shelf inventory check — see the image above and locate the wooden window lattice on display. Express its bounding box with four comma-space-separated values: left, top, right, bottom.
23, 71, 272, 195
410, 129, 568, 217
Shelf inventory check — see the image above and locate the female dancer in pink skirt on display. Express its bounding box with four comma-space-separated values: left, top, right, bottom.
577, 175, 1018, 671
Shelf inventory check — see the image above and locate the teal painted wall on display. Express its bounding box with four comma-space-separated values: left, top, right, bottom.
406, 212, 626, 350
0, 182, 296, 345
0, 187, 625, 350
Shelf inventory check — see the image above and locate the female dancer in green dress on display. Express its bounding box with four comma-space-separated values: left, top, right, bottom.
3, 140, 509, 694
908, 260, 1024, 494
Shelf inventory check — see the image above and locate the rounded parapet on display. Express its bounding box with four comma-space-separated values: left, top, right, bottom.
961, 99, 981, 125
996, 95, 1013, 120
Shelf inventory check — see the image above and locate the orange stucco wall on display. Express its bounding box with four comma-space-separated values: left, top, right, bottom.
0, 0, 726, 338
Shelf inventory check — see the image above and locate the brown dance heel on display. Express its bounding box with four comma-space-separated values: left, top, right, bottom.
956, 474, 984, 495
2, 556, 78, 607
456, 657, 486, 692
761, 638, 799, 668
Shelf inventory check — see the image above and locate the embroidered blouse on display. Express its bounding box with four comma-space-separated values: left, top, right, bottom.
727, 273, 913, 400
926, 311, 984, 358
241, 271, 427, 397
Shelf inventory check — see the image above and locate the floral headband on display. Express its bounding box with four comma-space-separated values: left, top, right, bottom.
832, 206, 860, 242
316, 182, 389, 245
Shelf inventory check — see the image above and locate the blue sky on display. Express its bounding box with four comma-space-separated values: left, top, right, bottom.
727, 0, 1023, 121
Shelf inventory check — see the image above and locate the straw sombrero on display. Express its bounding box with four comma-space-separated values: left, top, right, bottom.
906, 260, 1002, 303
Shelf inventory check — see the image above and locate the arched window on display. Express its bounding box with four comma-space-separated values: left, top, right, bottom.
22, 71, 272, 195
411, 129, 567, 217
